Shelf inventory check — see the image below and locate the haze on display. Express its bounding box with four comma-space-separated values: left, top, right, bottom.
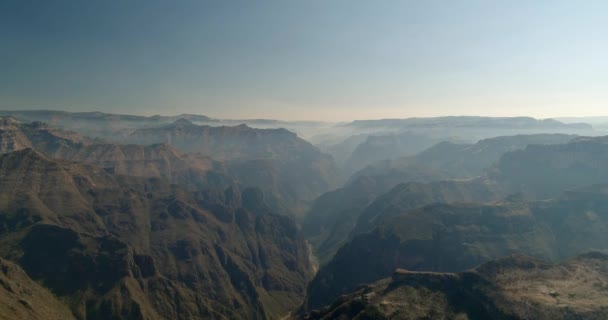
2, 0, 608, 121
5, 2, 608, 318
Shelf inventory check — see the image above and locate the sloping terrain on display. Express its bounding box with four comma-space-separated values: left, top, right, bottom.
0, 149, 313, 319
302, 185, 608, 311
0, 257, 76, 320
494, 136, 608, 199
128, 119, 339, 217
0, 117, 338, 217
298, 253, 608, 320
304, 178, 502, 264
303, 134, 574, 264
343, 132, 440, 174
0, 110, 216, 141
353, 134, 575, 182
0, 117, 93, 154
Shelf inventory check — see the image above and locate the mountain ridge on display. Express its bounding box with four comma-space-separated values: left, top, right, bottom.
0, 149, 314, 319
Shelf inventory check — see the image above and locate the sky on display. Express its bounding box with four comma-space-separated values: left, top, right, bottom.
1, 0, 608, 121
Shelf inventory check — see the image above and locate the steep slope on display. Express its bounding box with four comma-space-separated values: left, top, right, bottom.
129, 119, 325, 162
354, 134, 575, 182
303, 134, 577, 263
53, 142, 234, 190
351, 178, 505, 235
494, 136, 608, 199
314, 117, 591, 174
0, 117, 92, 155
129, 120, 340, 216
0, 117, 31, 153
0, 109, 330, 142
0, 149, 313, 319
0, 257, 76, 320
0, 117, 235, 190
298, 253, 608, 320
315, 133, 371, 165
302, 175, 482, 263
0, 110, 217, 141
0, 117, 337, 217
331, 116, 592, 175
343, 131, 440, 174
302, 186, 608, 311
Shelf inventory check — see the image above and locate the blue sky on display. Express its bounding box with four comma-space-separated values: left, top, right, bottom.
1, 0, 607, 120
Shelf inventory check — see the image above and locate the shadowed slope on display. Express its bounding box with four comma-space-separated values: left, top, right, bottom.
0, 149, 313, 319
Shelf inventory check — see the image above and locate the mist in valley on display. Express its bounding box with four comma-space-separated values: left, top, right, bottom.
3, 1, 608, 319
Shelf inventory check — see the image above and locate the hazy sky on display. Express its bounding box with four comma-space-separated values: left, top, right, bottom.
1, 0, 608, 121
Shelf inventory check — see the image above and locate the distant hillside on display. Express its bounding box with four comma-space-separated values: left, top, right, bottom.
0, 116, 93, 154
302, 185, 608, 311
129, 119, 340, 216
303, 134, 574, 263
314, 117, 593, 170
494, 136, 608, 199
0, 117, 339, 217
0, 109, 332, 141
345, 116, 592, 131
343, 131, 440, 174
129, 120, 317, 160
354, 133, 576, 182
0, 110, 217, 141
298, 253, 608, 320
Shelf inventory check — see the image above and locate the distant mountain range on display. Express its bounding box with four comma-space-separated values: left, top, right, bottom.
3, 109, 608, 319
0, 116, 339, 217
345, 116, 592, 130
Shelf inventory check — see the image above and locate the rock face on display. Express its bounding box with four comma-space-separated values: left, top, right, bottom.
0, 110, 217, 141
494, 136, 608, 199
0, 149, 314, 319
128, 120, 340, 217
52, 142, 233, 190
354, 134, 576, 182
0, 257, 76, 320
343, 132, 440, 174
303, 134, 574, 264
298, 253, 608, 320
0, 117, 338, 217
0, 117, 92, 155
301, 136, 608, 311
303, 178, 503, 264
0, 117, 235, 190
302, 185, 608, 312
129, 120, 322, 162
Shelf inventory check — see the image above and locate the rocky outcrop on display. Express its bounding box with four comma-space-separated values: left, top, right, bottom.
302, 185, 608, 312
298, 253, 608, 320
